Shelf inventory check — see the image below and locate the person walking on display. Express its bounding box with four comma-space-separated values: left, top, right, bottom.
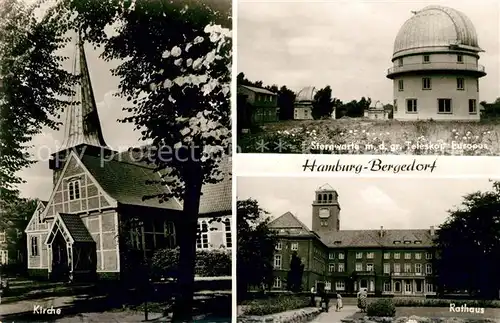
335, 292, 343, 311
357, 288, 368, 312
310, 286, 316, 307
321, 290, 330, 312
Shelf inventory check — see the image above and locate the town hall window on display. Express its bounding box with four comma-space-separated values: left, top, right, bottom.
438, 98, 452, 113
338, 252, 344, 260
275, 242, 282, 250
68, 180, 81, 201
337, 263, 345, 272
329, 252, 334, 260
273, 276, 281, 288
274, 254, 282, 269
383, 263, 390, 274
291, 242, 298, 251
415, 263, 422, 273
426, 263, 432, 274
394, 252, 400, 259
355, 263, 362, 271
329, 263, 335, 272
356, 252, 363, 259
0, 231, 5, 243
366, 263, 374, 271
383, 252, 390, 259
406, 99, 417, 113
367, 252, 374, 259
404, 263, 411, 273
31, 236, 38, 256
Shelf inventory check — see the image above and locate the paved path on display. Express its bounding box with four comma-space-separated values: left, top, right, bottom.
309, 305, 358, 322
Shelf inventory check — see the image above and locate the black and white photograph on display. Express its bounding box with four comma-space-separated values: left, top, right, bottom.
236, 0, 500, 156
0, 0, 232, 322
237, 177, 500, 322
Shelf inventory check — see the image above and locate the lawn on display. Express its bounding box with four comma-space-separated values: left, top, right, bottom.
238, 119, 500, 155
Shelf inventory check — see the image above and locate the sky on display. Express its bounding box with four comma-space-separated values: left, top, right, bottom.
237, 177, 496, 230
18, 31, 143, 200
237, 0, 500, 104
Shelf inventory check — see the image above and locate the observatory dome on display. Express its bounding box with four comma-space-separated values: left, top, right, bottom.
296, 86, 317, 102
393, 5, 481, 58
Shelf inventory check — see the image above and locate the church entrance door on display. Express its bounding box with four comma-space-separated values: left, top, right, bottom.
51, 230, 69, 281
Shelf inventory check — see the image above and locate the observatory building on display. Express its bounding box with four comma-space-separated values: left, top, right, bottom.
387, 5, 486, 121
294, 86, 316, 120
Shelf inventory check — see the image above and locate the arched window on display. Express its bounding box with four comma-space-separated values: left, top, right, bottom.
328, 193, 333, 202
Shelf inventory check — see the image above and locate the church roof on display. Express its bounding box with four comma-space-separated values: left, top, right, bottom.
58, 213, 94, 243
80, 152, 231, 215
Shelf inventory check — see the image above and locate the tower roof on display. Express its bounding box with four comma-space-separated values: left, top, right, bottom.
317, 183, 336, 192
393, 5, 482, 58
59, 33, 108, 152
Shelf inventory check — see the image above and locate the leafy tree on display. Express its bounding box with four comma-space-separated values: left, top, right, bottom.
286, 251, 304, 292
277, 86, 296, 120
480, 97, 500, 120
312, 86, 334, 119
0, 0, 78, 207
434, 180, 500, 299
237, 199, 277, 301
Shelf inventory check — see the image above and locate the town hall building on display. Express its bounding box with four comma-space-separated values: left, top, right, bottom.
24, 36, 231, 281
269, 184, 437, 296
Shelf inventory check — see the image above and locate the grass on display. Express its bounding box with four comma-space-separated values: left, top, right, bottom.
241, 295, 311, 316
238, 119, 500, 155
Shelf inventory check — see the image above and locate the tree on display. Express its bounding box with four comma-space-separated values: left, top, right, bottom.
312, 86, 334, 119
237, 199, 277, 301
434, 180, 500, 299
480, 97, 500, 120
287, 251, 304, 292
0, 0, 78, 208
277, 86, 296, 120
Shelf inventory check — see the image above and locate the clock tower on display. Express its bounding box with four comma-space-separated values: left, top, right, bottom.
311, 184, 341, 232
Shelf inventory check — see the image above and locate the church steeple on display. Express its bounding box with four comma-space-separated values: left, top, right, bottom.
50, 32, 111, 184
59, 32, 108, 150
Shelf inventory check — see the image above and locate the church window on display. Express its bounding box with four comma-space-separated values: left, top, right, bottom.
196, 220, 209, 249
0, 231, 5, 242
291, 242, 298, 251
224, 218, 232, 248
356, 252, 363, 259
338, 252, 344, 260
31, 236, 39, 256
68, 180, 81, 201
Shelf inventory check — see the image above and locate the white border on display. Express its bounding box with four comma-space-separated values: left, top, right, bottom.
235, 154, 500, 178
231, 0, 238, 319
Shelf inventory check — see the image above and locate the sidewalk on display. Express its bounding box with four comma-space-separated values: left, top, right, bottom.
309, 305, 358, 322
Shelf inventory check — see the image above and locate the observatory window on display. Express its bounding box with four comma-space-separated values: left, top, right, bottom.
456, 78, 464, 90
476, 79, 479, 92
398, 80, 404, 91
469, 99, 477, 114
406, 99, 417, 113
398, 58, 403, 66
423, 55, 430, 63
438, 99, 452, 114
457, 55, 463, 63
422, 78, 431, 90
394, 99, 397, 112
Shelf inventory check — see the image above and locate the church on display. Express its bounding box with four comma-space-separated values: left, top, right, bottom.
269, 184, 437, 296
24, 37, 231, 281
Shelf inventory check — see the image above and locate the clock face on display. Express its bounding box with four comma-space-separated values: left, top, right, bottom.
319, 208, 330, 219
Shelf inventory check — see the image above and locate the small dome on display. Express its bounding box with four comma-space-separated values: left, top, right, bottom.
296, 86, 317, 102
393, 5, 480, 57
370, 101, 384, 110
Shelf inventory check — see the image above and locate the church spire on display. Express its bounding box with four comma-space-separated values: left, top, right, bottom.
59, 32, 108, 151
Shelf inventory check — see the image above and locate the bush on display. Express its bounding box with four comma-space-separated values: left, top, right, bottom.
244, 295, 310, 316
150, 248, 231, 280
367, 299, 396, 317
